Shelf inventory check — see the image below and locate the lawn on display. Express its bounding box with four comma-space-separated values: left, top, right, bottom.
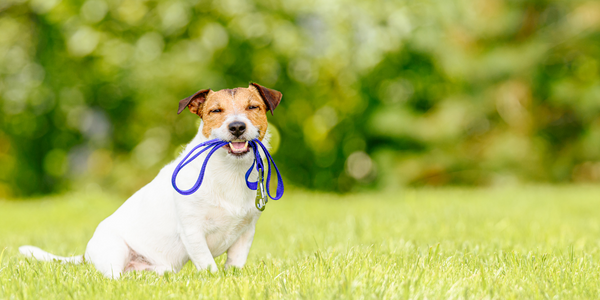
1, 186, 600, 299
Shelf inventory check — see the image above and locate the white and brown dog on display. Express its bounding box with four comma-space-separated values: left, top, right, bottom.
20, 83, 282, 279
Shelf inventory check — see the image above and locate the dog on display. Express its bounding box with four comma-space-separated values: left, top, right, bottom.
19, 83, 282, 279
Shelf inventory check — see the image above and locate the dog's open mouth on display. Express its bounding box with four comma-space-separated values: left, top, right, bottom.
223, 140, 250, 156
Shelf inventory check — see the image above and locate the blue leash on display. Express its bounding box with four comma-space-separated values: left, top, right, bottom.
171, 139, 284, 211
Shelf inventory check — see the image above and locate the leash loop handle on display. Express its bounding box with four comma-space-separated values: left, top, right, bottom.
172, 138, 284, 211
171, 139, 227, 195
253, 140, 284, 200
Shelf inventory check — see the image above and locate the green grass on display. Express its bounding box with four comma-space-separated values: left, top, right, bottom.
2, 186, 600, 299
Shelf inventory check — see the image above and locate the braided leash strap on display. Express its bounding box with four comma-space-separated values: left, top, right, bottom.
172, 139, 284, 211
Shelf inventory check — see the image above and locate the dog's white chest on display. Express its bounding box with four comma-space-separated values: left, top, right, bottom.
200, 205, 258, 257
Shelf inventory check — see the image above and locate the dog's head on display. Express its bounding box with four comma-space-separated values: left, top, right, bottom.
177, 83, 282, 157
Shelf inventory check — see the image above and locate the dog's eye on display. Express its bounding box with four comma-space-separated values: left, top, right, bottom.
210, 109, 222, 114
247, 105, 259, 110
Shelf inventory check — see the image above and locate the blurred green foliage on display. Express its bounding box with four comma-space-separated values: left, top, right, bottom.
0, 0, 599, 197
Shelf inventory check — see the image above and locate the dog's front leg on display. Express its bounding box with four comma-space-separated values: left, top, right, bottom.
225, 225, 256, 270
179, 227, 219, 273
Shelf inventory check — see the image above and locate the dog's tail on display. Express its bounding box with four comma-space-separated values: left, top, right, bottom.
19, 245, 84, 264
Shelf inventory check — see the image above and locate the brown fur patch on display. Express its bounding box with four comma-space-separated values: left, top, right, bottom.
200, 86, 269, 140
178, 89, 210, 115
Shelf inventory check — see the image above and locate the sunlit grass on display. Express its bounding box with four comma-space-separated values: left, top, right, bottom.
2, 186, 600, 299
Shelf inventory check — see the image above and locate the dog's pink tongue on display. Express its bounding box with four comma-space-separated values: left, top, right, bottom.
231, 142, 245, 149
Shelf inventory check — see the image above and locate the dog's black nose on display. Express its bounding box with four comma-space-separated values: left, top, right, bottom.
228, 121, 246, 137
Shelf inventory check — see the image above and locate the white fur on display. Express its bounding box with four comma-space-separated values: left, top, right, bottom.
20, 116, 270, 279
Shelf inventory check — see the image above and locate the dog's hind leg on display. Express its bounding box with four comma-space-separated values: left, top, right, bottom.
152, 265, 173, 276
85, 228, 130, 279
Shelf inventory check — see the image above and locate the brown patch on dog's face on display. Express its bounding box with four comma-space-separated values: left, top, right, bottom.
199, 87, 269, 140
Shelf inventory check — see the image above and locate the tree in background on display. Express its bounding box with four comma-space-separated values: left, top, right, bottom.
0, 0, 599, 197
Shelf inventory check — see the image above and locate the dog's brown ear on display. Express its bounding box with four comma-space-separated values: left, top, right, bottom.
250, 83, 282, 115
178, 89, 211, 115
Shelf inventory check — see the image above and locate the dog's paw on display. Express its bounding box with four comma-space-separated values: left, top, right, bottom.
224, 263, 245, 272
208, 263, 219, 273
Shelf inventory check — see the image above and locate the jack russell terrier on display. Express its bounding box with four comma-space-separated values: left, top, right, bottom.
20, 83, 283, 279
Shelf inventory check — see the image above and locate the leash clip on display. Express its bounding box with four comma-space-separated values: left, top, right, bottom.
255, 168, 267, 211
